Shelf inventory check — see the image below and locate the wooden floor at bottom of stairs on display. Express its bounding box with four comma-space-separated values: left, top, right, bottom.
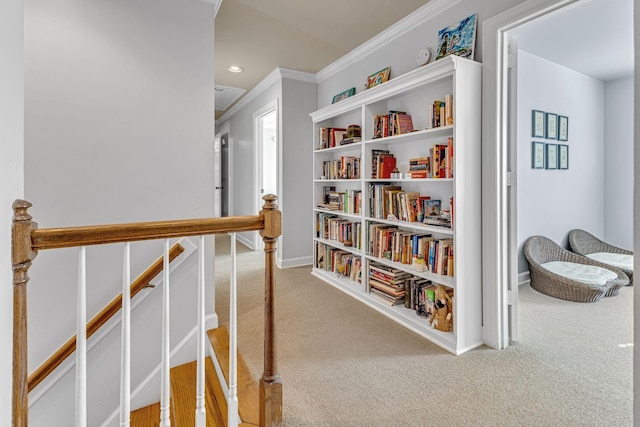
131, 325, 259, 427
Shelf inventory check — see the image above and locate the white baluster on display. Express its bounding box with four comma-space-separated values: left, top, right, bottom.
120, 243, 131, 427
195, 235, 206, 427
76, 247, 87, 427
160, 240, 171, 426
228, 233, 239, 426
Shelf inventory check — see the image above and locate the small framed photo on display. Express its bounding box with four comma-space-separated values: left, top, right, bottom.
365, 67, 391, 90
532, 141, 545, 169
546, 113, 558, 139
332, 87, 355, 104
532, 110, 545, 138
546, 143, 558, 169
558, 115, 569, 141
558, 144, 569, 169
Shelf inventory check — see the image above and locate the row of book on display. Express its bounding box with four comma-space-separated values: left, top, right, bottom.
368, 261, 454, 330
368, 183, 448, 226
373, 111, 415, 139
317, 187, 362, 214
315, 213, 362, 249
315, 242, 362, 282
371, 149, 396, 179
321, 156, 360, 180
318, 127, 346, 149
367, 223, 454, 276
408, 137, 453, 179
427, 95, 454, 129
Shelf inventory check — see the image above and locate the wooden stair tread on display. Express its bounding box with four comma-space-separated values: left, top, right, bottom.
208, 326, 260, 426
130, 402, 160, 426
170, 359, 226, 427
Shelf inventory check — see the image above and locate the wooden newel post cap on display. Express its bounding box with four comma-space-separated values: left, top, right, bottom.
259, 194, 282, 239
12, 199, 38, 266
12, 200, 33, 222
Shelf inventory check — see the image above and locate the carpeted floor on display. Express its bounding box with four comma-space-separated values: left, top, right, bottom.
213, 234, 633, 426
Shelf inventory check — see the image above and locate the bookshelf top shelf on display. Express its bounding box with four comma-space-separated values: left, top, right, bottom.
310, 56, 480, 123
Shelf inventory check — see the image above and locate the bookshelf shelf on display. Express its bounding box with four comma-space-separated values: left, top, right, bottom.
310, 55, 482, 355
313, 209, 362, 220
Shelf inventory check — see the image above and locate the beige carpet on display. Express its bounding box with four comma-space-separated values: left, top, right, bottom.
213, 234, 633, 426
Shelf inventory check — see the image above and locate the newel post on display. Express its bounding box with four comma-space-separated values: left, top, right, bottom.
12, 200, 38, 427
258, 194, 282, 427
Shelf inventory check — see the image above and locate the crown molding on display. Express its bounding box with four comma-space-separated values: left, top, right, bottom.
217, 67, 316, 124
197, 0, 223, 17
315, 0, 462, 82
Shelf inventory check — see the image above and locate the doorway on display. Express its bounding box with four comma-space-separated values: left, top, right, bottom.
214, 133, 230, 217
253, 100, 279, 251
482, 0, 635, 345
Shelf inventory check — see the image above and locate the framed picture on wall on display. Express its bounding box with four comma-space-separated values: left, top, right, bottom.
558, 115, 569, 141
532, 110, 545, 138
546, 143, 558, 169
532, 141, 545, 169
558, 144, 569, 169
546, 113, 558, 139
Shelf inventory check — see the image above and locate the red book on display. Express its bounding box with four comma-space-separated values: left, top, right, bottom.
379, 156, 397, 179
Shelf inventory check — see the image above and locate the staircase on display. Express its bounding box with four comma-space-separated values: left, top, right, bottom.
131, 326, 259, 427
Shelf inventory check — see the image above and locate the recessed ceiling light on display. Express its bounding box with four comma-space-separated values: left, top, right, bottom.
228, 65, 243, 73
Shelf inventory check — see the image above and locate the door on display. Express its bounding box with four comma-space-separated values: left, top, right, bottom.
254, 100, 279, 250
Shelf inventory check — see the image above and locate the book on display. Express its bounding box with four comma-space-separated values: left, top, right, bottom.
425, 199, 441, 217
395, 113, 414, 134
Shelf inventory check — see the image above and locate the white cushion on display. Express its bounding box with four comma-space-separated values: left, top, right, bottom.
585, 252, 633, 271
541, 261, 617, 286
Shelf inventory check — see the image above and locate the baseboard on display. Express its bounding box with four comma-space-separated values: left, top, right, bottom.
235, 232, 255, 250
278, 255, 313, 269
518, 271, 531, 286
28, 237, 198, 408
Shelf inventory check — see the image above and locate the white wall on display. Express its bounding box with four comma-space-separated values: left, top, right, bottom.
280, 78, 317, 266
316, 0, 524, 108
604, 76, 634, 250
0, 0, 24, 424
516, 51, 605, 272
24, 0, 216, 424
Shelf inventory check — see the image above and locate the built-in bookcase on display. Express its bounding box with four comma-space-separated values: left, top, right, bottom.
310, 55, 482, 355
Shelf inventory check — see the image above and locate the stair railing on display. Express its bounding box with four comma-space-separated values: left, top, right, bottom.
27, 242, 185, 394
11, 195, 282, 427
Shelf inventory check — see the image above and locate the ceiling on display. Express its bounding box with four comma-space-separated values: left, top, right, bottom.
511, 0, 634, 81
214, 0, 432, 117
214, 0, 634, 118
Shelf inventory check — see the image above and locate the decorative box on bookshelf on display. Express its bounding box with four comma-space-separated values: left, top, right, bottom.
310, 55, 482, 355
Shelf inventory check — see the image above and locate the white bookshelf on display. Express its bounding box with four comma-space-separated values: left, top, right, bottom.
310, 55, 482, 355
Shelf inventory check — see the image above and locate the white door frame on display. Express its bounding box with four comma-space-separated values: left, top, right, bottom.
253, 99, 280, 251
481, 0, 583, 349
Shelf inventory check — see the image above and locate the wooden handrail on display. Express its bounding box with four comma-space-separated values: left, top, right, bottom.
31, 215, 264, 250
27, 242, 185, 392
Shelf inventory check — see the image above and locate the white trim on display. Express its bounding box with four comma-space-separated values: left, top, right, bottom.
518, 271, 531, 286
278, 255, 313, 269
28, 238, 198, 406
315, 0, 462, 82
217, 67, 315, 125
481, 0, 581, 350
235, 232, 255, 251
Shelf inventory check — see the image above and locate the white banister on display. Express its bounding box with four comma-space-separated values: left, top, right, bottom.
120, 243, 131, 427
195, 235, 206, 427
75, 247, 87, 427
228, 233, 239, 426
160, 239, 171, 426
